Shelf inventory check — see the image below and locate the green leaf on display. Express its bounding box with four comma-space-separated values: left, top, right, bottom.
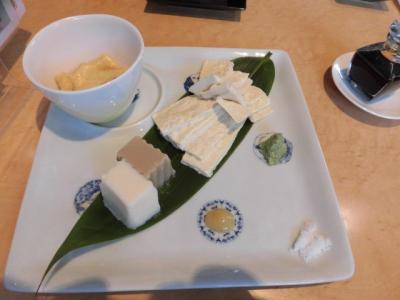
38, 52, 275, 291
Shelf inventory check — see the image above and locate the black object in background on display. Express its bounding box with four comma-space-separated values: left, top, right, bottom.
148, 0, 246, 10
348, 20, 400, 99
349, 43, 398, 99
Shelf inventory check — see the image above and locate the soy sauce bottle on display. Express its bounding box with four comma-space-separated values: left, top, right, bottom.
348, 20, 400, 99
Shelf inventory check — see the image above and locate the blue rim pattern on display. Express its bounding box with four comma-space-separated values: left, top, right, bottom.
198, 200, 243, 244
183, 73, 200, 92
132, 89, 140, 103
74, 179, 102, 214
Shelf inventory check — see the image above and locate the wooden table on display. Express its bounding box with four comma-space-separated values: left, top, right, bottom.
1, 1, 400, 299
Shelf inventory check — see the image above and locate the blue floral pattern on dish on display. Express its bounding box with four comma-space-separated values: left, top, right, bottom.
74, 179, 101, 214
198, 200, 243, 244
184, 73, 199, 92
280, 138, 293, 163
253, 132, 293, 164
132, 89, 140, 103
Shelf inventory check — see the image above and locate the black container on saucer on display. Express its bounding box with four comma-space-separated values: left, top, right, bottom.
348, 20, 400, 99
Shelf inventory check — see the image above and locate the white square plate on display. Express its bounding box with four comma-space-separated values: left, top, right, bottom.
4, 47, 354, 293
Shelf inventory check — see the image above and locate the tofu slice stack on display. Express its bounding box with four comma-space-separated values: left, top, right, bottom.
181, 125, 242, 177
154, 96, 244, 177
216, 97, 248, 123
192, 59, 272, 122
153, 58, 272, 177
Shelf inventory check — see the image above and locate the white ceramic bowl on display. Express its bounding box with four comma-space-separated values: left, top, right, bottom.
23, 14, 144, 123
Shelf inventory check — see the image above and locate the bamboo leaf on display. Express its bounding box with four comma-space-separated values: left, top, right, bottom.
38, 53, 275, 291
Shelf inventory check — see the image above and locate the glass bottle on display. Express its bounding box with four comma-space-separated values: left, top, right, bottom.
348, 20, 400, 99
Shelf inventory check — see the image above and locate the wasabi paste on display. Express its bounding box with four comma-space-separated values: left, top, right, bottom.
259, 133, 289, 165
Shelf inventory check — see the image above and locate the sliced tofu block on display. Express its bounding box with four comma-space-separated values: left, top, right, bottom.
181, 153, 213, 178
249, 105, 273, 123
200, 59, 234, 79
181, 125, 242, 177
199, 83, 243, 103
186, 105, 243, 159
153, 96, 215, 136
163, 112, 214, 150
199, 83, 229, 99
185, 110, 239, 159
220, 85, 244, 103
167, 104, 226, 151
241, 85, 271, 115
216, 97, 249, 123
117, 137, 175, 188
189, 74, 220, 94
221, 71, 253, 93
100, 160, 160, 229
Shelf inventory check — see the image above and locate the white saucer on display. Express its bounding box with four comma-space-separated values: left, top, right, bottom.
100, 65, 163, 128
332, 52, 400, 120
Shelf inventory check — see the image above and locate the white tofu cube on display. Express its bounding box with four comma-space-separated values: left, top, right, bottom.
100, 160, 160, 229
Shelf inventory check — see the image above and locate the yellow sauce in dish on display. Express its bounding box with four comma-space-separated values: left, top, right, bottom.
204, 208, 235, 233
55, 55, 126, 91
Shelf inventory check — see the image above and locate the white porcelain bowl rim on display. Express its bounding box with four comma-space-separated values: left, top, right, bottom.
22, 14, 144, 95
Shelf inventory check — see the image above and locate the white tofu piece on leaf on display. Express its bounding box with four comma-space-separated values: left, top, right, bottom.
249, 105, 273, 123
181, 153, 214, 178
181, 124, 242, 177
189, 74, 220, 94
100, 160, 160, 229
185, 110, 240, 159
199, 83, 229, 99
221, 71, 253, 93
200, 59, 234, 79
216, 97, 249, 123
220, 85, 244, 103
241, 85, 271, 115
199, 83, 243, 103
167, 104, 225, 151
195, 71, 251, 102
152, 96, 215, 136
